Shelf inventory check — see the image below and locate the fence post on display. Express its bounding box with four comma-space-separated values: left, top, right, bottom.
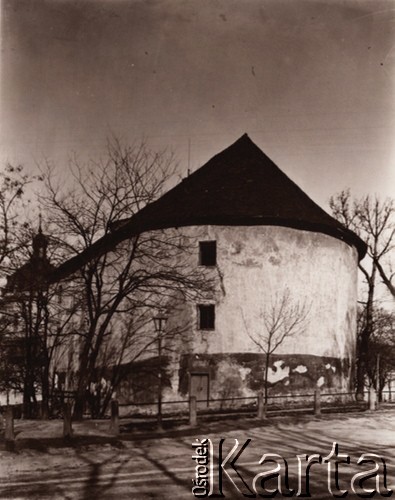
110, 399, 119, 435
257, 391, 265, 420
314, 388, 321, 417
5, 406, 15, 452
369, 386, 377, 411
189, 396, 197, 426
63, 402, 73, 440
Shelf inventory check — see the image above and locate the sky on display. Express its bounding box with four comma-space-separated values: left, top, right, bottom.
1, 0, 395, 210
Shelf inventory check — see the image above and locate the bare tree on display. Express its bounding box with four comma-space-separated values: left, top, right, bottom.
0, 164, 38, 273
88, 305, 193, 423
0, 165, 46, 413
0, 313, 21, 404
242, 290, 309, 412
329, 190, 395, 399
374, 259, 395, 300
40, 140, 212, 418
1, 227, 81, 418
364, 307, 395, 401
356, 196, 395, 300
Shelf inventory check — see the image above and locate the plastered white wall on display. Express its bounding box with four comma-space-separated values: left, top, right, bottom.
177, 225, 358, 362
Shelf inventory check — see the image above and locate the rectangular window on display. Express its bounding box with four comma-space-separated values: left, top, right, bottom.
199, 241, 216, 266
198, 304, 215, 330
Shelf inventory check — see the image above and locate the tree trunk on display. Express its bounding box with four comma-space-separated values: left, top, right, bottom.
264, 352, 270, 407
355, 336, 367, 401
41, 363, 50, 419
73, 379, 87, 420
73, 327, 95, 419
356, 270, 376, 400
23, 375, 35, 419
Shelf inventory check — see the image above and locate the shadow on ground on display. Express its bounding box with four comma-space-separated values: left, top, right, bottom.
0, 405, 392, 452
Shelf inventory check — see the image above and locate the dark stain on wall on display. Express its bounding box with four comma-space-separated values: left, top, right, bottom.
115, 352, 353, 405
117, 356, 171, 404
179, 352, 352, 398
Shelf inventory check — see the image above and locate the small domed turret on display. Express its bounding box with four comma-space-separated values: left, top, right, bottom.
32, 226, 48, 260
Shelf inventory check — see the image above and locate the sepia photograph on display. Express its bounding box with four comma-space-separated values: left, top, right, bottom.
1, 0, 395, 498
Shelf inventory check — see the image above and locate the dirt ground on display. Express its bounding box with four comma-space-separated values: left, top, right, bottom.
0, 407, 394, 499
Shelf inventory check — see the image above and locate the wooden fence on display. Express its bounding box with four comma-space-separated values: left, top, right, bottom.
0, 388, 391, 450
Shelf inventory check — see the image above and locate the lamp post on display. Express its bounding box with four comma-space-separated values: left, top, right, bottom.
153, 314, 167, 431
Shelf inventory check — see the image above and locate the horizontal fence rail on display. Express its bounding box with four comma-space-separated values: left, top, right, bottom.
0, 389, 391, 447
115, 389, 384, 422
1, 389, 393, 431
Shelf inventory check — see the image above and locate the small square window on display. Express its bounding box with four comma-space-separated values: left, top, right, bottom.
199, 241, 216, 266
198, 304, 215, 330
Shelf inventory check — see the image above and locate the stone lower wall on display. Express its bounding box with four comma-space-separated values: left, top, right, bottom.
178, 352, 353, 400
117, 351, 354, 415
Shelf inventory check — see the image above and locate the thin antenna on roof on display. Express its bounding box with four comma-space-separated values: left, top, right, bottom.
187, 138, 191, 176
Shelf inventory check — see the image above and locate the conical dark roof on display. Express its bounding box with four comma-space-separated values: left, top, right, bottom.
51, 134, 366, 281
116, 134, 365, 255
